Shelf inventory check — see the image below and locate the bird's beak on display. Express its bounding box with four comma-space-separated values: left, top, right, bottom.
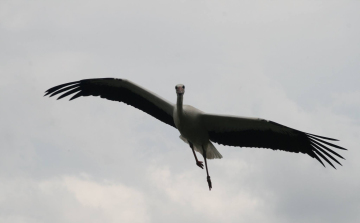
177, 87, 184, 95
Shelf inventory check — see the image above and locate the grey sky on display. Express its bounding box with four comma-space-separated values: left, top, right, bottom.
1, 0, 359, 222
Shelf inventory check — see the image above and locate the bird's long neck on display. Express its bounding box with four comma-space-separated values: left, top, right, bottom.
177, 94, 183, 114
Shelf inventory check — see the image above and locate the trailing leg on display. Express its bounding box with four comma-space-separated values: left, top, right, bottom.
202, 145, 212, 191
189, 142, 203, 169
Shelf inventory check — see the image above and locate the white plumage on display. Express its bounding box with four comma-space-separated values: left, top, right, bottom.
179, 135, 222, 159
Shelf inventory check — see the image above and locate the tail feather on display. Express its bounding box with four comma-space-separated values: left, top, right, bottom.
205, 141, 223, 159
179, 135, 223, 159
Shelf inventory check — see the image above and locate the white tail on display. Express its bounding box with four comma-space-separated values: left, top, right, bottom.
179, 135, 223, 159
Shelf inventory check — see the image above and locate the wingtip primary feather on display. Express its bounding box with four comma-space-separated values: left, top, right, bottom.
311, 142, 343, 166
310, 151, 326, 168
69, 92, 83, 101
49, 84, 80, 97
57, 87, 81, 100
308, 135, 347, 150
310, 139, 345, 160
313, 149, 336, 169
305, 133, 339, 141
45, 81, 80, 96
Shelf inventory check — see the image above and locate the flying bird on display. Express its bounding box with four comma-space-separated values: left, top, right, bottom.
45, 78, 347, 190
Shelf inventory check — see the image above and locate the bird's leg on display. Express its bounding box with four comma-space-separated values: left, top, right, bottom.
202, 145, 212, 191
189, 142, 203, 169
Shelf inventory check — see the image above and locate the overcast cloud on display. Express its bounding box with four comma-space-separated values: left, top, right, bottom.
1, 0, 360, 222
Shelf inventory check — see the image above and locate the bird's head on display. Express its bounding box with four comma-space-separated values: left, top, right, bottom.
175, 84, 185, 96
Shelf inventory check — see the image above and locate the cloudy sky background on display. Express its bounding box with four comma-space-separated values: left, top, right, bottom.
1, 0, 360, 222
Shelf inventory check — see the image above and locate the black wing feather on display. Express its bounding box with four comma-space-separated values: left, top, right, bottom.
309, 139, 345, 160
206, 117, 346, 169
305, 133, 339, 141
311, 142, 342, 166
45, 78, 175, 128
49, 84, 80, 97
44, 81, 79, 96
307, 135, 347, 150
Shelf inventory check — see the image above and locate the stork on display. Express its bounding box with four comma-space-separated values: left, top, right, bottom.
45, 78, 347, 190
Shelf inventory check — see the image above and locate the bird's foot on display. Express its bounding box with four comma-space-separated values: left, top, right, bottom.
196, 161, 204, 169
207, 176, 212, 191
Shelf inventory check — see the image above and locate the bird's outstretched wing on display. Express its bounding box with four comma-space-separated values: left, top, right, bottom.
45, 78, 176, 128
201, 113, 346, 168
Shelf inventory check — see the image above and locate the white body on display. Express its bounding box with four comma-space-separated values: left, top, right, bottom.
173, 95, 222, 159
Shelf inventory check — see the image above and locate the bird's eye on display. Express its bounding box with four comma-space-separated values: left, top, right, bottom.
175, 86, 178, 89
183, 86, 185, 89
